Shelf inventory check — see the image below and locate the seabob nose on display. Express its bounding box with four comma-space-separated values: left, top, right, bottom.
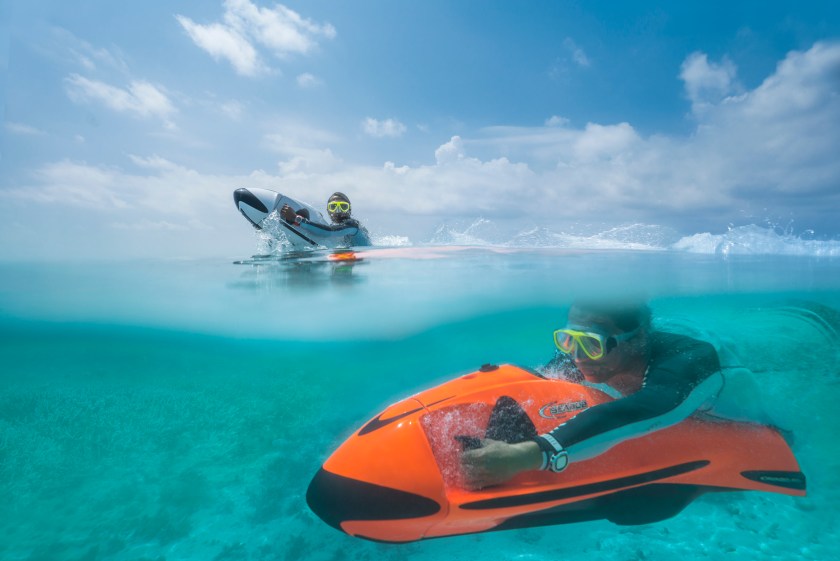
306, 468, 441, 533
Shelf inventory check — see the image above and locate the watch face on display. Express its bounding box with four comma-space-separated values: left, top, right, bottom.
551, 452, 569, 472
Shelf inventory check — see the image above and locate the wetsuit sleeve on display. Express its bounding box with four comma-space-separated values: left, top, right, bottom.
536, 333, 723, 463
297, 218, 360, 239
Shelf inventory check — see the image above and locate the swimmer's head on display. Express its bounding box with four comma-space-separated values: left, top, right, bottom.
327, 192, 351, 222
558, 299, 651, 383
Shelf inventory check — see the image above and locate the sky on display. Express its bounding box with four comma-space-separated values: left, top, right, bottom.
1, 0, 839, 259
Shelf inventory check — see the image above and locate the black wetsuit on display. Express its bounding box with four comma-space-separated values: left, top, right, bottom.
536, 332, 723, 462
298, 217, 372, 247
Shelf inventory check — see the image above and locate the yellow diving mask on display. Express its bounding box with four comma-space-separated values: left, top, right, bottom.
553, 326, 640, 360
328, 201, 350, 212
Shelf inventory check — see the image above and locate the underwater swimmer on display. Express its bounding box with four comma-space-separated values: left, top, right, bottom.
280, 192, 371, 247
460, 299, 725, 489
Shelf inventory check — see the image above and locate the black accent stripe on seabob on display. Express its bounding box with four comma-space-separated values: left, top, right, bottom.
358, 396, 455, 436
740, 470, 806, 490
278, 220, 319, 246
460, 460, 710, 510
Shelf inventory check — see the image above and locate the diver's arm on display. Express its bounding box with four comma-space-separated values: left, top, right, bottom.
461, 439, 543, 490
460, 367, 721, 489
459, 377, 726, 490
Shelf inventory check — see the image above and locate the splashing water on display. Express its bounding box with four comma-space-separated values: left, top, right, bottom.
256, 217, 840, 257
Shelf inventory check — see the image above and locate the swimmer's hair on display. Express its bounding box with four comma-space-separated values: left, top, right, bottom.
329, 192, 350, 203
571, 299, 652, 332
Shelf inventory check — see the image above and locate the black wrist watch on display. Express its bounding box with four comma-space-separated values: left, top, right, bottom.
534, 434, 570, 473
548, 449, 569, 473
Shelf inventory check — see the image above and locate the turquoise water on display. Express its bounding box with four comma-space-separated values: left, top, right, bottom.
2, 244, 840, 560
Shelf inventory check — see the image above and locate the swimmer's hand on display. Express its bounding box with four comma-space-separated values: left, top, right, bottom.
280, 204, 298, 224
460, 438, 543, 490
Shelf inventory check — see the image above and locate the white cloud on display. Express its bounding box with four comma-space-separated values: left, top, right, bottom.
2, 158, 226, 218
296, 72, 321, 88
362, 117, 407, 138
220, 100, 245, 120
128, 154, 182, 172
361, 42, 839, 229
0, 158, 249, 260
563, 38, 590, 67
573, 122, 641, 163
223, 0, 336, 54
65, 74, 176, 123
6, 122, 46, 136
264, 123, 339, 148
434, 136, 465, 164
680, 52, 739, 111
270, 149, 340, 176
7, 160, 130, 210
175, 16, 264, 76
690, 42, 840, 197
263, 123, 342, 174
49, 27, 130, 74
383, 161, 410, 175
176, 0, 336, 77
743, 41, 840, 118
549, 39, 592, 80
110, 219, 192, 232
545, 115, 569, 127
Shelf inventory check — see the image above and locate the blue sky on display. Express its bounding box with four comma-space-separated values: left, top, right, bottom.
2, 0, 839, 259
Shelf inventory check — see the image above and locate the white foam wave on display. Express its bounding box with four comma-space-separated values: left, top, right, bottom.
423, 220, 840, 256
254, 214, 840, 257
372, 234, 412, 247
672, 225, 840, 256
430, 218, 506, 246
